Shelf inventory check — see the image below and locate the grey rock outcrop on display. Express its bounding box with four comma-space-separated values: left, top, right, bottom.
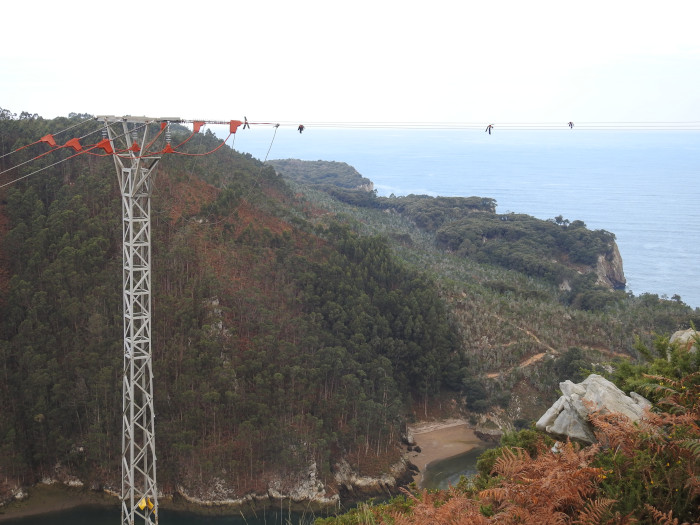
536, 374, 650, 444
595, 242, 626, 289
670, 328, 699, 353
334, 457, 414, 502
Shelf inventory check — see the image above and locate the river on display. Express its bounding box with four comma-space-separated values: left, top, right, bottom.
0, 505, 321, 525
407, 421, 495, 491
420, 446, 493, 490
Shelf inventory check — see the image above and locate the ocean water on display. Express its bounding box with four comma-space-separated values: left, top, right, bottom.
225, 127, 700, 308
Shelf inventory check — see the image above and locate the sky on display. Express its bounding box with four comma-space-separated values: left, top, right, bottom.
2, 1, 700, 125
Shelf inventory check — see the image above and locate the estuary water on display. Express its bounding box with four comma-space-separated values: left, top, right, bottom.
0, 506, 319, 525
420, 445, 493, 491
229, 127, 700, 308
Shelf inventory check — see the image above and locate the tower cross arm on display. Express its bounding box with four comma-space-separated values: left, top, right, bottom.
96, 115, 182, 124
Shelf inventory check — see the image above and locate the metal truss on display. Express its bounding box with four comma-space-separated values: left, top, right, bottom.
101, 117, 162, 525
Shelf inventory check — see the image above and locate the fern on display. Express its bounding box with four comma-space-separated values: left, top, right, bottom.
574, 498, 616, 524
643, 504, 699, 525
477, 441, 604, 522
334, 369, 700, 525
677, 439, 700, 457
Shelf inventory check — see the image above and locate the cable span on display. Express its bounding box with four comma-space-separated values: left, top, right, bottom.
262, 124, 279, 163
1, 144, 100, 189
0, 125, 105, 179
0, 116, 97, 161
2, 116, 699, 189
271, 121, 700, 130
0, 125, 141, 188
168, 133, 234, 157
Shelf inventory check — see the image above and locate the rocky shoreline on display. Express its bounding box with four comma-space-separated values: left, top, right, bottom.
0, 419, 489, 521
0, 458, 412, 521
0, 483, 118, 522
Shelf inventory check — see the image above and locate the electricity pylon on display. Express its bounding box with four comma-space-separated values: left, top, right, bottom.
99, 116, 175, 525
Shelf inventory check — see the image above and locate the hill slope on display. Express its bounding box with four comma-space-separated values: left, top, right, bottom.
0, 116, 461, 504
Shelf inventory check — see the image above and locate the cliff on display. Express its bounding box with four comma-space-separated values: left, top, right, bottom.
595, 242, 626, 290
1, 458, 416, 515
268, 159, 373, 191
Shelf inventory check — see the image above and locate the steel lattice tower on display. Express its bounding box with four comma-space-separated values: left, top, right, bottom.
100, 116, 165, 525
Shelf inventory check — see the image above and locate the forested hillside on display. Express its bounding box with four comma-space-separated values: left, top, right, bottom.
0, 113, 463, 501
1, 112, 697, 509
270, 162, 625, 299
272, 159, 698, 422
268, 159, 372, 190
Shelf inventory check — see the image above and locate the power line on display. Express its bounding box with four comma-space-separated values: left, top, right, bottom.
241, 120, 700, 130
2, 116, 699, 190
0, 116, 98, 161
0, 125, 105, 179
0, 125, 140, 189
0, 147, 90, 189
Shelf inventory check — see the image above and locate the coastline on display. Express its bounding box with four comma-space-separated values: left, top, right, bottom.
407, 419, 487, 487
0, 484, 118, 522
0, 420, 489, 521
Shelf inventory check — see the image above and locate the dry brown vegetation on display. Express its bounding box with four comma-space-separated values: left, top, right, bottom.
318, 371, 700, 524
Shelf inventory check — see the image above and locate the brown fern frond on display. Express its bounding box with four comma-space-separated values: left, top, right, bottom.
684, 474, 700, 499
491, 446, 531, 477
391, 486, 488, 525
642, 504, 687, 525
652, 411, 700, 430
644, 370, 700, 386
642, 373, 682, 388
478, 486, 510, 504
676, 438, 700, 457
500, 505, 569, 525
478, 438, 604, 523
590, 412, 641, 456
430, 491, 489, 525
642, 372, 700, 416
574, 498, 616, 524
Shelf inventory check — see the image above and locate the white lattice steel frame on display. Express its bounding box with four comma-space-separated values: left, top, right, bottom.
101, 118, 161, 525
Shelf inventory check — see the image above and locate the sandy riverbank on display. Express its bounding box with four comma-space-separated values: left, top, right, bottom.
407, 419, 487, 487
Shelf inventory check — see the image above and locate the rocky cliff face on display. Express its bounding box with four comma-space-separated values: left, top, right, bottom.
595, 242, 626, 290
161, 457, 413, 513
334, 457, 415, 502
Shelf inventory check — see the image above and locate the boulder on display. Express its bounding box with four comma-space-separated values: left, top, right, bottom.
670, 328, 699, 353
536, 374, 650, 444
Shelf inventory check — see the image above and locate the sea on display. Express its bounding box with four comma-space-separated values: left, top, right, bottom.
225, 126, 700, 309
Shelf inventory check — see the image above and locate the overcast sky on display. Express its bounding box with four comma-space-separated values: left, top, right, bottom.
2, 1, 699, 125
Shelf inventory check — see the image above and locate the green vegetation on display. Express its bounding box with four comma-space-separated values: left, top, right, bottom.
270, 164, 627, 306
280, 159, 696, 420
269, 159, 373, 189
